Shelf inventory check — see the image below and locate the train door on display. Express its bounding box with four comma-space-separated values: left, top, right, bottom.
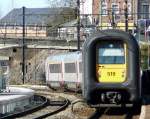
96, 41, 127, 83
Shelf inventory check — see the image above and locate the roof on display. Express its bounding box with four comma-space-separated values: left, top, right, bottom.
0, 56, 9, 61
45, 51, 82, 63
0, 7, 73, 26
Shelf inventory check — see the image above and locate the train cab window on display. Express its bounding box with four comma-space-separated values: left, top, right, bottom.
49, 64, 61, 73
65, 63, 76, 73
97, 41, 125, 64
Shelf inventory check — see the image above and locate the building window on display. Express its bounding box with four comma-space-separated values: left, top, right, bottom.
101, 2, 108, 16
112, 3, 119, 14
123, 2, 132, 16
142, 5, 149, 19
37, 26, 43, 31
127, 3, 132, 16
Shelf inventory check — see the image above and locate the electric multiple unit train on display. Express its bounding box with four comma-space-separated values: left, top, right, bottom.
82, 29, 141, 106
45, 52, 82, 90
45, 29, 141, 107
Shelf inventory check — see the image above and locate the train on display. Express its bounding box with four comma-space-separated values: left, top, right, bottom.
82, 29, 141, 107
45, 29, 142, 107
45, 51, 82, 90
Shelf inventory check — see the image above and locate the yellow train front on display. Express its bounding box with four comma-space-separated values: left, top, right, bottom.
82, 29, 141, 106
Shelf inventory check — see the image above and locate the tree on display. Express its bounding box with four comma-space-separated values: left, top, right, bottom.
46, 0, 77, 36
46, 7, 77, 36
47, 0, 76, 8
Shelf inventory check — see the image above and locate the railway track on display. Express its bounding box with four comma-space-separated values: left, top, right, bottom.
1, 95, 48, 119
71, 106, 141, 119
87, 106, 141, 119
1, 93, 70, 119
31, 99, 70, 119
71, 101, 141, 119
48, 86, 141, 119
8, 85, 142, 119
46, 84, 143, 119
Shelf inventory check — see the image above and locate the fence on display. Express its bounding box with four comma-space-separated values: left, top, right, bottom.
1, 12, 150, 84
0, 24, 91, 41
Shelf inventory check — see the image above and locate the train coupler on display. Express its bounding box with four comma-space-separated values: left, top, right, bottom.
101, 92, 121, 104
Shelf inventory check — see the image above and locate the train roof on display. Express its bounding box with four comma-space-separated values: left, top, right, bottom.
46, 51, 82, 63
84, 29, 139, 52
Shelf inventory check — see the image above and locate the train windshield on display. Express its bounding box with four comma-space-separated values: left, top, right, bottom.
97, 42, 125, 64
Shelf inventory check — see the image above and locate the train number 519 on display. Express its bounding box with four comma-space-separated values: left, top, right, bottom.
107, 72, 115, 76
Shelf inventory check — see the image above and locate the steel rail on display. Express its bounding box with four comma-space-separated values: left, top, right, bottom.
33, 98, 70, 119
0, 95, 70, 119
1, 95, 48, 119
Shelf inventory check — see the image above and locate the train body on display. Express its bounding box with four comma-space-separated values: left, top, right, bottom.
45, 52, 82, 90
82, 29, 141, 106
45, 29, 141, 107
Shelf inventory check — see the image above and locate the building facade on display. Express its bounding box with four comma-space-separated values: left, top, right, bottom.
92, 0, 138, 31
138, 0, 150, 19
80, 0, 93, 23
0, 7, 76, 38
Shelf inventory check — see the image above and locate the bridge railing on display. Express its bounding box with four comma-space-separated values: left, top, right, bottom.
0, 25, 89, 41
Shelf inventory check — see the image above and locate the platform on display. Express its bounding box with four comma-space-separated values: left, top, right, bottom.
0, 87, 34, 114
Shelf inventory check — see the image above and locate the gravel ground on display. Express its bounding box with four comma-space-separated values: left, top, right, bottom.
13, 85, 96, 119
11, 85, 141, 119
45, 93, 95, 119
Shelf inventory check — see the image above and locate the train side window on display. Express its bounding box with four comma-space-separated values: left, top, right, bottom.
65, 63, 76, 73
49, 64, 61, 73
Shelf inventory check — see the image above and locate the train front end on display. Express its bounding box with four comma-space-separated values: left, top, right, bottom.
82, 29, 141, 107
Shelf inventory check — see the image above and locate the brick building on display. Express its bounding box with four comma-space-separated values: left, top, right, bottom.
138, 0, 150, 19
92, 0, 138, 32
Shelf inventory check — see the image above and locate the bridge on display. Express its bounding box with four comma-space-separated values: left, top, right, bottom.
0, 25, 149, 50
0, 25, 86, 50
0, 34, 149, 50
0, 36, 85, 50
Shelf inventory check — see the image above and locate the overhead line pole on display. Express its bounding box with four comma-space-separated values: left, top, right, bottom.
112, 11, 115, 28
22, 6, 25, 84
125, 0, 128, 32
77, 0, 80, 51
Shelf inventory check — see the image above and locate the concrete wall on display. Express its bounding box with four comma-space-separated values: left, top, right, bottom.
0, 48, 68, 85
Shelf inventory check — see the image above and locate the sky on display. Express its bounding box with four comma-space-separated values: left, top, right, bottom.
0, 0, 90, 18
0, 0, 49, 18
